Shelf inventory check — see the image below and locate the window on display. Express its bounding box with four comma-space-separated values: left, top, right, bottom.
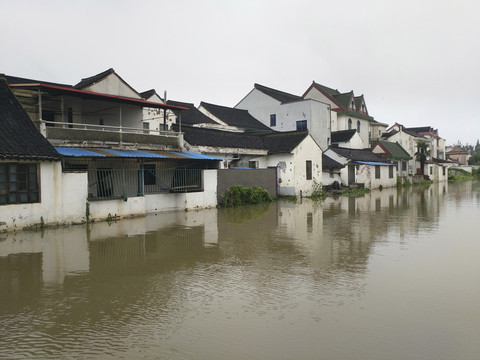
143, 164, 156, 186
357, 120, 361, 133
143, 122, 150, 134
430, 166, 433, 175
389, 166, 394, 178
402, 161, 407, 171
375, 165, 381, 179
443, 166, 446, 176
249, 161, 258, 169
306, 160, 312, 180
348, 118, 352, 130
270, 114, 276, 127
42, 110, 55, 127
0, 163, 39, 205
68, 108, 73, 128
296, 120, 307, 131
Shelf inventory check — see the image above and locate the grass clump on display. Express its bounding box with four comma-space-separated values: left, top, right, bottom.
341, 188, 371, 197
448, 168, 474, 181
222, 185, 273, 207
308, 180, 327, 200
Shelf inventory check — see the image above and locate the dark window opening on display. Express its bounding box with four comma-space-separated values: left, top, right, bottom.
306, 160, 312, 180
0, 163, 39, 205
297, 120, 307, 131
270, 114, 276, 127
144, 164, 156, 186
375, 165, 381, 179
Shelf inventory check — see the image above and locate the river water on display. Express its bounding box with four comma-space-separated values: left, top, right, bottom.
1, 181, 479, 360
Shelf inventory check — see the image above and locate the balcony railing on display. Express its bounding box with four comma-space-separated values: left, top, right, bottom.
87, 168, 203, 201
41, 121, 181, 148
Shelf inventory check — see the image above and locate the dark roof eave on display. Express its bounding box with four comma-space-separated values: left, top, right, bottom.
9, 83, 188, 111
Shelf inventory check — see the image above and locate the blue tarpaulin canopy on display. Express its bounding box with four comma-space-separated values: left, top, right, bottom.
54, 147, 223, 161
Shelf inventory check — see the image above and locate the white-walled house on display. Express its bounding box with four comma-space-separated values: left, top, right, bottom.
324, 147, 397, 189
371, 140, 412, 181
181, 125, 322, 196
2, 70, 223, 231
235, 83, 331, 150
381, 123, 425, 176
140, 89, 176, 132
303, 82, 388, 148
331, 129, 364, 149
0, 77, 62, 232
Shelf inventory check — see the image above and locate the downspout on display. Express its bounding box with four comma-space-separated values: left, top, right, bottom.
119, 105, 123, 145
38, 89, 46, 137
163, 90, 167, 130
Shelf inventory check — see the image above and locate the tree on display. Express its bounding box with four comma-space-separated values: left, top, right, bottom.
415, 140, 430, 175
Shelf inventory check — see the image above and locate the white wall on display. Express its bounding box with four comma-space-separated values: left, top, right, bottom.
82, 73, 141, 99
337, 114, 370, 148
1, 165, 219, 232
253, 136, 322, 196
0, 162, 84, 232
237, 95, 330, 150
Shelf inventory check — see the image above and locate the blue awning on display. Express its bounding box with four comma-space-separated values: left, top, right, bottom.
54, 147, 223, 161
353, 161, 395, 166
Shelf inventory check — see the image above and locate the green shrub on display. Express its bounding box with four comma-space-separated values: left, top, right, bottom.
341, 188, 371, 197
222, 185, 273, 207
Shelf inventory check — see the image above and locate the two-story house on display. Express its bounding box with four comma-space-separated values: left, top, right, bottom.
302, 81, 388, 148
234, 83, 331, 150
3, 69, 222, 229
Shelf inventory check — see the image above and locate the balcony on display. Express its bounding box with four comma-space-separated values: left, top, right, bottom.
41, 121, 183, 150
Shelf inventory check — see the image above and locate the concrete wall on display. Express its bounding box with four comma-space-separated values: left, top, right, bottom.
0, 162, 87, 232
217, 168, 277, 204
1, 166, 219, 232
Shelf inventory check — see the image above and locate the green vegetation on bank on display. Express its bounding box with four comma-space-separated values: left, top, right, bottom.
448, 168, 475, 181
222, 185, 273, 207
307, 180, 327, 200
341, 188, 371, 196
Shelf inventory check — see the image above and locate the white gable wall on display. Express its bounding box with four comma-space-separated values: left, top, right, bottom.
82, 73, 141, 99
252, 135, 322, 196
237, 97, 330, 150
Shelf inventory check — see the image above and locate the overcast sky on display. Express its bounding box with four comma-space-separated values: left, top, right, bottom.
2, 0, 479, 145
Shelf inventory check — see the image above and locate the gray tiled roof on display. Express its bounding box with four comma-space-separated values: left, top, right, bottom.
74, 68, 115, 89
179, 125, 309, 154
0, 78, 60, 161
167, 100, 218, 125
254, 83, 302, 104
329, 146, 385, 162
331, 129, 356, 143
322, 154, 345, 170
200, 102, 272, 131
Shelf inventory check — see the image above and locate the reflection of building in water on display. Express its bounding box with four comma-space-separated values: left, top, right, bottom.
0, 209, 217, 287
0, 253, 43, 304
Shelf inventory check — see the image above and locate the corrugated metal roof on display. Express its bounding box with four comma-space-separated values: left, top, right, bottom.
54, 147, 223, 161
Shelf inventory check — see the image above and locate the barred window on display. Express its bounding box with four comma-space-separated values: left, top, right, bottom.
0, 163, 39, 205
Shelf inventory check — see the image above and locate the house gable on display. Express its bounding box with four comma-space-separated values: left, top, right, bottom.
302, 82, 343, 110
74, 68, 142, 99
0, 77, 59, 161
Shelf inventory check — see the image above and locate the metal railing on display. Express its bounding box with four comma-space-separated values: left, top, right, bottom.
87, 168, 203, 200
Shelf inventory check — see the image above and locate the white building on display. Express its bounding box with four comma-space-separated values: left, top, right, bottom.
235, 83, 331, 150
303, 81, 388, 148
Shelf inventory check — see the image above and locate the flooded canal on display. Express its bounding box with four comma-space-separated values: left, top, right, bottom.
1, 181, 479, 360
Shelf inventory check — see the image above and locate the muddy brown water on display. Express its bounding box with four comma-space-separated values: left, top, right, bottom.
1, 181, 479, 359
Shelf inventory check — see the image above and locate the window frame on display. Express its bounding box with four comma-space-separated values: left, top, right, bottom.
306, 160, 312, 180
296, 120, 307, 131
0, 163, 40, 205
270, 114, 276, 127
